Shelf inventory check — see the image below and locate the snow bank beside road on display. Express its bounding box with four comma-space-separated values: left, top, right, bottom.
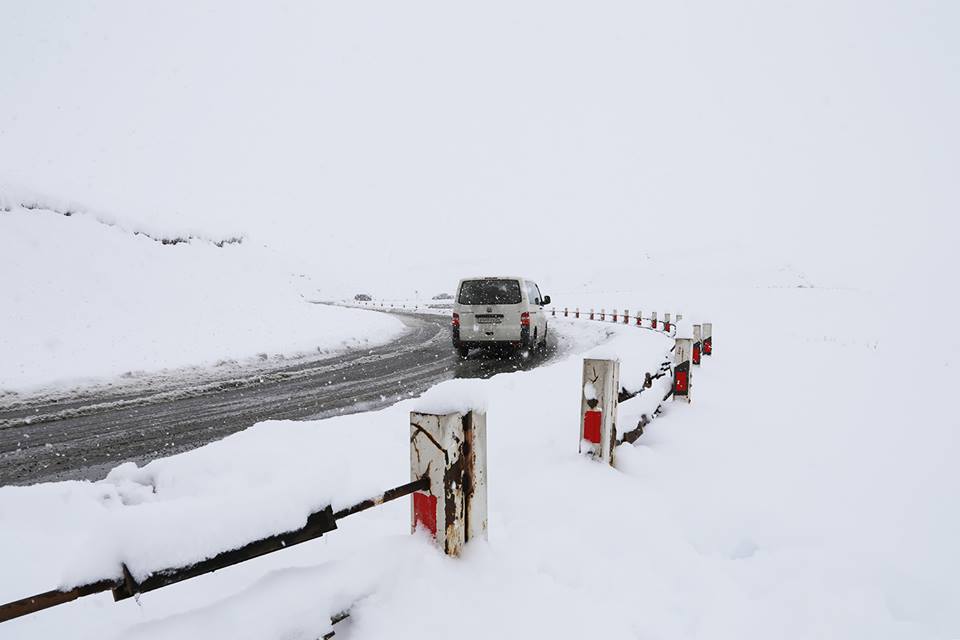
0, 206, 405, 393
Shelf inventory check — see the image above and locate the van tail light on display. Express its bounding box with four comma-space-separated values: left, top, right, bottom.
520, 312, 530, 328
452, 313, 460, 328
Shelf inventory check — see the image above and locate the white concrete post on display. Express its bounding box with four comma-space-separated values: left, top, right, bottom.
600, 308, 606, 321
636, 310, 642, 326
612, 309, 618, 323
623, 309, 630, 325
575, 307, 580, 319
692, 324, 702, 366
580, 358, 619, 465
702, 322, 713, 356
676, 313, 683, 321
590, 308, 595, 320
651, 311, 657, 329
410, 410, 488, 556
564, 307, 569, 317
664, 312, 672, 332
673, 338, 692, 402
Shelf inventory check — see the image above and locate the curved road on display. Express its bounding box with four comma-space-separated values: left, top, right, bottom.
0, 313, 561, 486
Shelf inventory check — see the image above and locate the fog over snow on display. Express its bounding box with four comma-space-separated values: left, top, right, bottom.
2, 1, 956, 299
2, 3, 960, 639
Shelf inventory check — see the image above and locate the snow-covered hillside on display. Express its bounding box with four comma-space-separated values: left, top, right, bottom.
0, 204, 404, 393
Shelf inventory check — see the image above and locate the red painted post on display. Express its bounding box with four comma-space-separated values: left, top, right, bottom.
673, 337, 692, 403
580, 358, 619, 465
410, 410, 488, 556
692, 324, 702, 366
664, 312, 671, 333
651, 311, 657, 329
636, 310, 642, 326
612, 309, 618, 323
601, 308, 606, 321
703, 322, 713, 355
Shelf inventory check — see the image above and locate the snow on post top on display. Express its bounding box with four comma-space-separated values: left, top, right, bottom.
674, 319, 694, 339
412, 378, 488, 415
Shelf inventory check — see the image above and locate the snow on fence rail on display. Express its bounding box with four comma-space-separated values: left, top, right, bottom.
0, 407, 487, 625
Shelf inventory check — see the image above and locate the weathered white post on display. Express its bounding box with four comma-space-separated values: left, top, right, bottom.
552, 307, 556, 317
612, 309, 618, 323
676, 313, 683, 321
651, 311, 657, 329
600, 308, 606, 321
580, 359, 619, 465
664, 312, 672, 332
623, 309, 630, 325
703, 322, 713, 356
575, 307, 580, 319
692, 324, 702, 366
564, 307, 569, 318
673, 336, 692, 402
410, 410, 488, 556
636, 310, 642, 326
590, 308, 595, 320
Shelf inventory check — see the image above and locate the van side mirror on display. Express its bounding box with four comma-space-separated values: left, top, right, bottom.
541, 295, 551, 306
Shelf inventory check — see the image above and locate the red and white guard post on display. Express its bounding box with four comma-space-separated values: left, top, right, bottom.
410, 409, 488, 556
673, 335, 692, 403
579, 358, 619, 465
702, 322, 713, 356
692, 324, 702, 366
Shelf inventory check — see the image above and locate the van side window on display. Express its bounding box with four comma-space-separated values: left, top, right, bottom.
526, 282, 540, 305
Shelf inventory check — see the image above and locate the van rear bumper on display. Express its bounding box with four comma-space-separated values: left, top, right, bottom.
453, 326, 531, 348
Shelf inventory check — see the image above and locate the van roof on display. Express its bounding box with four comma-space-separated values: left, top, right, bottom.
459, 276, 527, 282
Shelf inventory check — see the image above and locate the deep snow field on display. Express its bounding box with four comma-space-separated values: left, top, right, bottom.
0, 204, 405, 394
0, 285, 956, 639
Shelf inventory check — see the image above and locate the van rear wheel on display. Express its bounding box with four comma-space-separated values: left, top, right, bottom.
456, 345, 470, 358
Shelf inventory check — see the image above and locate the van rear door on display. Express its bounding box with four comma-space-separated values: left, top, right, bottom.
457, 278, 523, 340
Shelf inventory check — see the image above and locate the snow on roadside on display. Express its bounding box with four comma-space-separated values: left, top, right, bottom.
0, 206, 405, 394
0, 289, 956, 639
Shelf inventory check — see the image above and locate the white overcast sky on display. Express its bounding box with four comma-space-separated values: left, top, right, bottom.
1, 1, 957, 295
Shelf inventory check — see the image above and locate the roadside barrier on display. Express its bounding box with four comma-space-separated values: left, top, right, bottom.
410, 410, 488, 556
672, 336, 692, 403
0, 409, 487, 624
564, 307, 713, 460
692, 324, 702, 366
579, 358, 620, 464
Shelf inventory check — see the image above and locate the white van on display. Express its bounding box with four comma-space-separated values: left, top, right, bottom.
451, 277, 551, 357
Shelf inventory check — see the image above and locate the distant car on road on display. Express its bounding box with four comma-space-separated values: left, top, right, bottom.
432, 293, 453, 300
451, 276, 550, 358
353, 293, 373, 301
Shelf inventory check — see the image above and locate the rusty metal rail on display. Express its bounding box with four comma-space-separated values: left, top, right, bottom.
615, 357, 676, 445
0, 476, 429, 624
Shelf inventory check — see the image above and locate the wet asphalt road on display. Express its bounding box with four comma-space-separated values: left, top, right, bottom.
0, 313, 559, 486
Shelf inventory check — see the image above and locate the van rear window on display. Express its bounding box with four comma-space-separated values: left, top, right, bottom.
458, 279, 522, 305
